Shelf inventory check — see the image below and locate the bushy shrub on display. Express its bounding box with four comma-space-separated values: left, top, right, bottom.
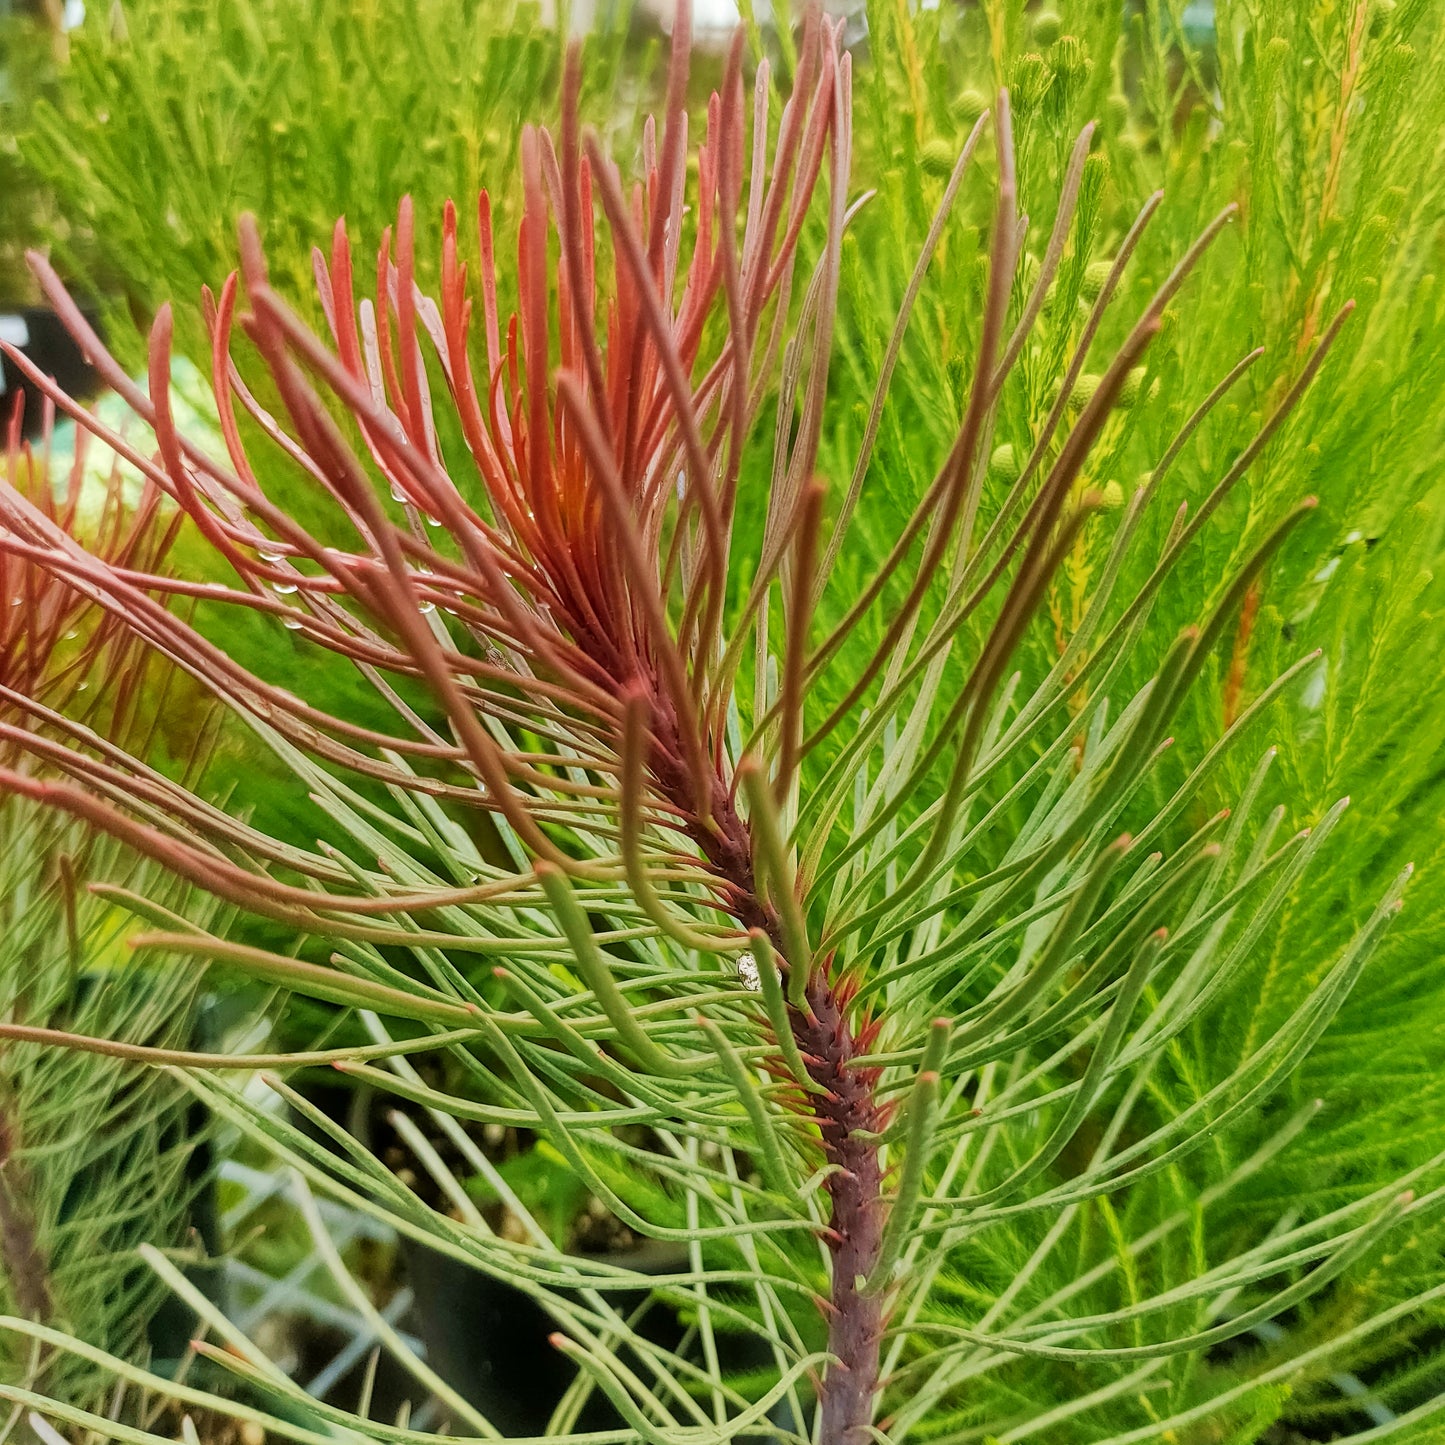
2, 8, 1444, 1441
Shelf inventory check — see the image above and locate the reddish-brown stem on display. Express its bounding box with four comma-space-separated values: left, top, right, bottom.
644, 701, 884, 1443
0, 1107, 51, 1324
795, 969, 886, 1444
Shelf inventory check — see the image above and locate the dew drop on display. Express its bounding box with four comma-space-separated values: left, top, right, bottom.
258, 548, 285, 563
282, 617, 303, 631
419, 600, 437, 614
425, 513, 443, 527
272, 582, 299, 595
390, 483, 409, 503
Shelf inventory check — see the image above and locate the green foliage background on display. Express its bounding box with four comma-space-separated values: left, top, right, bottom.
0, 801, 223, 1411
816, 3, 1445, 1431
15, 0, 644, 363
3, 0, 1445, 1439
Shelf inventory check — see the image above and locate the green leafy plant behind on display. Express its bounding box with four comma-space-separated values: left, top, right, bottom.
0, 416, 221, 1415
16, 0, 641, 367
0, 803, 221, 1416
0, 11, 1439, 1444
833, 7, 1445, 1423
0, 8, 65, 302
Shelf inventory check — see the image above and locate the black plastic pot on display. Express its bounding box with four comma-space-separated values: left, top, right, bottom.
400, 1235, 689, 1436
0, 305, 105, 436
400, 1234, 802, 1439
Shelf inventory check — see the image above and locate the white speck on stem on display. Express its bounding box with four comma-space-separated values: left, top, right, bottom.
736, 951, 761, 992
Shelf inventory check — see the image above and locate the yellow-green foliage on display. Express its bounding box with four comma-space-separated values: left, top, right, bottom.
0, 802, 223, 1408
816, 1, 1445, 1433
16, 0, 643, 366
6, 3, 1445, 1441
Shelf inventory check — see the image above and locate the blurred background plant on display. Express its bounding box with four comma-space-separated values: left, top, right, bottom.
0, 0, 1443, 1441
11, 0, 643, 367
0, 802, 223, 1415
0, 410, 229, 1418
0, 10, 55, 304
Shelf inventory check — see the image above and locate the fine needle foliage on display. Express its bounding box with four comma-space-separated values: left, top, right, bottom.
11, 0, 641, 370
828, 4, 1445, 1431
0, 11, 1438, 1444
0, 404, 221, 1414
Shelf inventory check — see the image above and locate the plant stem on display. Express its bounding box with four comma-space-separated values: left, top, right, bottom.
793, 970, 886, 1445
0, 1104, 53, 1323
649, 707, 886, 1443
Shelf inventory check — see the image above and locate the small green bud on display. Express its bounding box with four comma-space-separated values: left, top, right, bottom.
1362, 213, 1394, 246
921, 137, 957, 178
1031, 9, 1062, 46
956, 87, 988, 122
1100, 480, 1125, 510
1080, 259, 1113, 302
1264, 36, 1290, 73
990, 444, 1021, 483
1118, 366, 1147, 408
1069, 373, 1102, 410
1104, 91, 1130, 132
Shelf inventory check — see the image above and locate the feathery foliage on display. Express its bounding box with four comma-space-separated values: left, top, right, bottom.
834, 5, 1445, 1428
0, 802, 220, 1415
0, 413, 220, 1415
13, 0, 641, 369
0, 5, 1442, 1444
